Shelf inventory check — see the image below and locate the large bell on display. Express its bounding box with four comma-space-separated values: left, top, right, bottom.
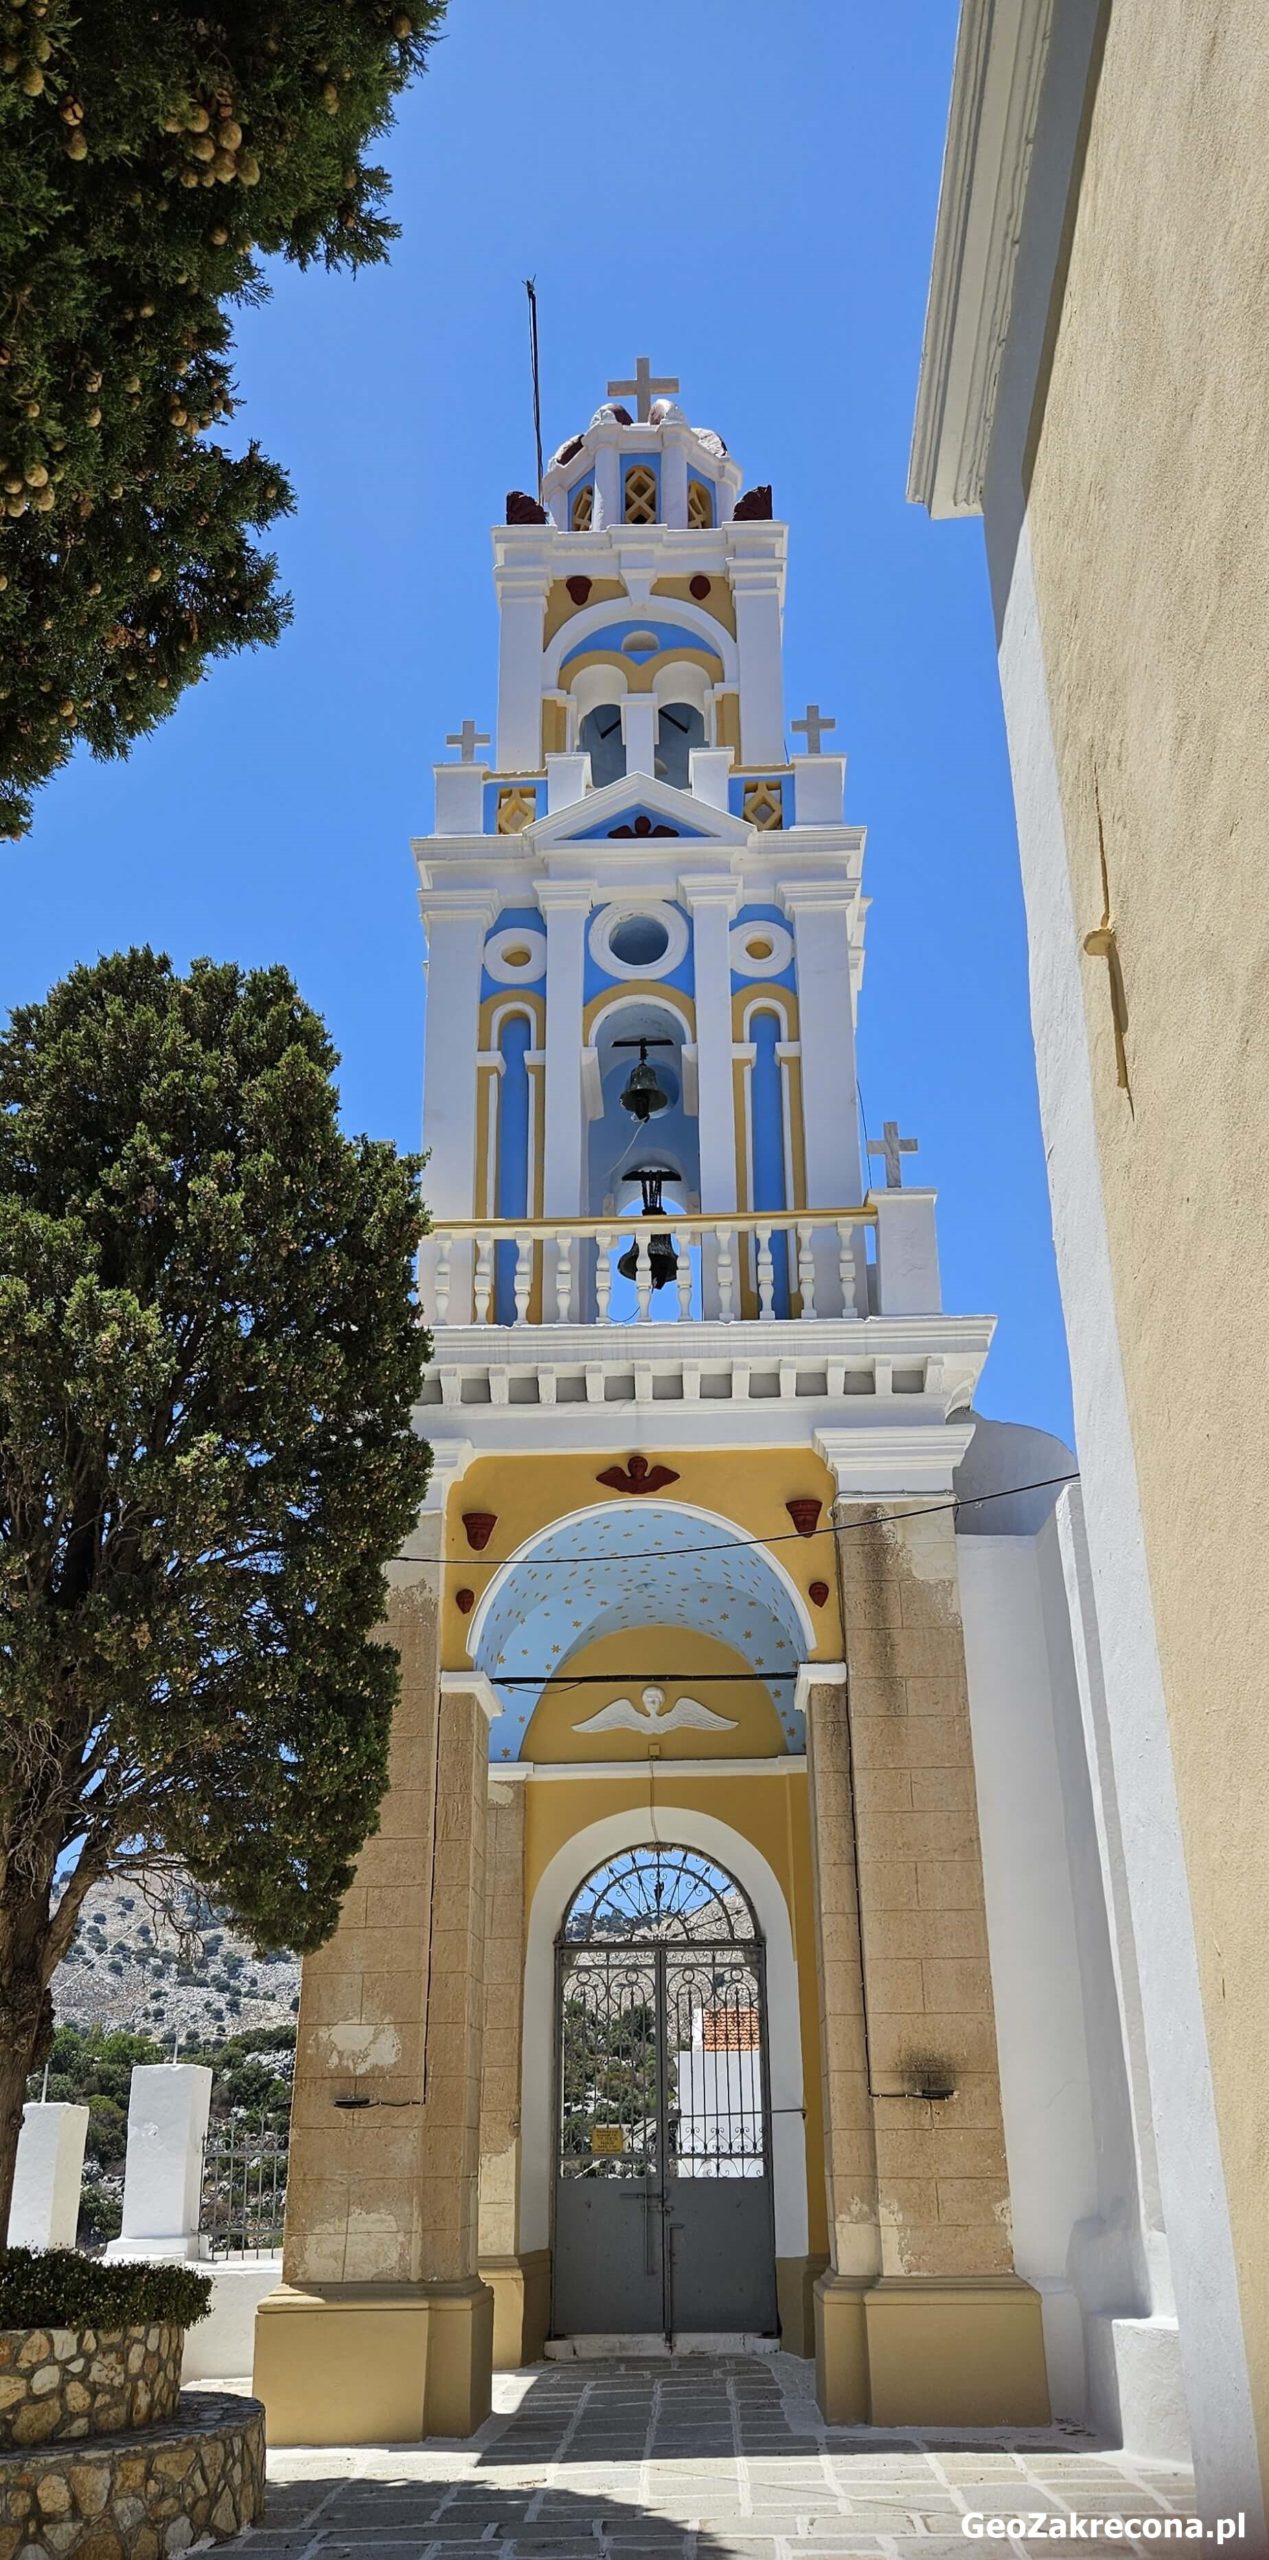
616, 1230, 679, 1289
618, 1042, 670, 1123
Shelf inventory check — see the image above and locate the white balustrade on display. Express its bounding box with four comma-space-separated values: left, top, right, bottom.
419, 1208, 884, 1327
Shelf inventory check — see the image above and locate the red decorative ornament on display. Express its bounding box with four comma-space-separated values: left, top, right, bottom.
809, 1580, 830, 1608
689, 573, 711, 600
596, 1453, 681, 1496
455, 1588, 476, 1616
566, 574, 592, 606
462, 1511, 497, 1551
786, 1498, 822, 1537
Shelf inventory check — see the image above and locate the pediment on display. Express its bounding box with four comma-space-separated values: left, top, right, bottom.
530, 770, 751, 852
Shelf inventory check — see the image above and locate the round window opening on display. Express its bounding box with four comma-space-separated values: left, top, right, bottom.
609, 913, 671, 969
504, 944, 532, 967
748, 935, 774, 960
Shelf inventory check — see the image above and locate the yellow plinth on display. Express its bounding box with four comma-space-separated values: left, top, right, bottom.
814, 2272, 1050, 2426
479, 2251, 551, 2369
253, 2278, 493, 2445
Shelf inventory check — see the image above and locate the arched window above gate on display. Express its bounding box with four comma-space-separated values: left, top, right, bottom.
561, 1844, 759, 1945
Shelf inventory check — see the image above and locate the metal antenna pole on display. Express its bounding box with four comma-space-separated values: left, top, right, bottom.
525, 277, 544, 495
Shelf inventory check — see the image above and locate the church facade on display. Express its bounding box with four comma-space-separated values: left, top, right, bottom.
254, 373, 1184, 2454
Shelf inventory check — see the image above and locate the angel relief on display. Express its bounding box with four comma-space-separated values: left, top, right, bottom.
573, 1684, 737, 1738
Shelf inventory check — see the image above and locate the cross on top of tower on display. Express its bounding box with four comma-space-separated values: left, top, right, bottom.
868, 1120, 919, 1189
606, 356, 680, 422
792, 702, 837, 756
446, 718, 490, 764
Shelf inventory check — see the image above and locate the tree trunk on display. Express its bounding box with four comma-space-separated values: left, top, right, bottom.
0, 1901, 56, 2240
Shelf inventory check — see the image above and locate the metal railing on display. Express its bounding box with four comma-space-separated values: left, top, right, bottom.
199, 2114, 288, 2260
421, 1206, 876, 1328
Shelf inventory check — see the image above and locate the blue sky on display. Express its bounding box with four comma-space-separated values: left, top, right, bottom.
3, 0, 1073, 1443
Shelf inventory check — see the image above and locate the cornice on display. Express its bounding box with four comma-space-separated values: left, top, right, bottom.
908, 0, 1055, 519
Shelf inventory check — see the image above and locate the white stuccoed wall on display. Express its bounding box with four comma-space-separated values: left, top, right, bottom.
7, 2103, 89, 2250
957, 1449, 1189, 2459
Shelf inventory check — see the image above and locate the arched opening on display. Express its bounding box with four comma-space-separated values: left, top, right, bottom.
748, 1004, 793, 1318
492, 1007, 533, 1324
579, 702, 626, 788
655, 700, 706, 789
553, 1842, 777, 2341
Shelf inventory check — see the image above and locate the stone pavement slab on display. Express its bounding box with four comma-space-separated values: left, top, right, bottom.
210, 2353, 1203, 2558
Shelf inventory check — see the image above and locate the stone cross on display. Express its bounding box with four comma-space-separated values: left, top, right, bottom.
868, 1120, 919, 1189
446, 719, 490, 763
607, 357, 680, 421
792, 702, 837, 755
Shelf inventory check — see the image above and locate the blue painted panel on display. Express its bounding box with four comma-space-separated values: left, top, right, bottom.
583, 899, 694, 1001
481, 778, 546, 832
749, 1009, 792, 1318
559, 618, 711, 670
480, 906, 546, 1000
493, 1012, 532, 1325
731, 902, 796, 991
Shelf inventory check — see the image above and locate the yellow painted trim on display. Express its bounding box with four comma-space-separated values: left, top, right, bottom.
731, 985, 799, 1043
440, 1448, 843, 1673
714, 690, 740, 751
479, 991, 546, 1048
544, 578, 626, 644
651, 575, 737, 637
560, 646, 724, 696
582, 981, 695, 1043
541, 697, 567, 756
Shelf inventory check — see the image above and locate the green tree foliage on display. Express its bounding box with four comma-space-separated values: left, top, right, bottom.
0, 947, 430, 2219
0, 0, 445, 836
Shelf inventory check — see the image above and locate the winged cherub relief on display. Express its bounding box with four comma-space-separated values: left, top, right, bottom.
573, 1685, 738, 1737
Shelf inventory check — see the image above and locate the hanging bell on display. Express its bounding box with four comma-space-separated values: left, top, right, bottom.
616, 1237, 640, 1282
618, 1042, 670, 1123
647, 1231, 679, 1290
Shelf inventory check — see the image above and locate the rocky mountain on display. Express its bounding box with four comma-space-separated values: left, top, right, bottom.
51, 1871, 300, 2047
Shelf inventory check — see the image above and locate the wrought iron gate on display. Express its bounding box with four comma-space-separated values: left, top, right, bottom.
552, 1845, 777, 2340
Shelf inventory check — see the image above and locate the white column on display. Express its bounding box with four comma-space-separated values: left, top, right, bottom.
419, 892, 495, 1221
539, 879, 594, 1228
689, 746, 733, 810
433, 762, 487, 834
620, 695, 658, 779
546, 752, 590, 812
106, 2064, 212, 2263
591, 429, 622, 532
792, 755, 847, 826
871, 1186, 942, 1314
494, 559, 549, 772
782, 885, 864, 1205
730, 544, 786, 765
8, 2104, 89, 2249
680, 877, 739, 1317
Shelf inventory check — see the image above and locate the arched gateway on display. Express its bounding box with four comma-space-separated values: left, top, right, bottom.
553, 1846, 777, 2341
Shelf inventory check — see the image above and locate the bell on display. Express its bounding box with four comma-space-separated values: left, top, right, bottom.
648, 1232, 679, 1290
616, 1238, 640, 1282
618, 1043, 670, 1122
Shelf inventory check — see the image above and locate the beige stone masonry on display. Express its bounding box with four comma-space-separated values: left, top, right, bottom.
834, 1498, 1012, 2282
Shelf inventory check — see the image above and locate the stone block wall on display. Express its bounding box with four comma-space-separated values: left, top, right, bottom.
0, 2390, 264, 2555
0, 2327, 182, 2448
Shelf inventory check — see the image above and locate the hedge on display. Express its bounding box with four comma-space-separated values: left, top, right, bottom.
0, 2246, 211, 2331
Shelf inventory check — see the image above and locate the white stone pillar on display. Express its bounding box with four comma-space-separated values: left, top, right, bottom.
679, 876, 739, 1317
591, 431, 622, 533
792, 756, 847, 827
782, 883, 865, 1312
689, 747, 733, 810
107, 2065, 212, 2263
620, 695, 658, 780
730, 542, 786, 765
871, 1187, 942, 1315
546, 752, 590, 812
433, 763, 487, 835
538, 883, 594, 1321
8, 2104, 89, 2249
494, 558, 549, 773
419, 890, 495, 1225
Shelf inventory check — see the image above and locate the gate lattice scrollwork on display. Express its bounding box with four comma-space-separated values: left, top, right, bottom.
552, 1846, 777, 2341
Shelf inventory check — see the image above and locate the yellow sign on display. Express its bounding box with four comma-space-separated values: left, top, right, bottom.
591, 2124, 624, 2156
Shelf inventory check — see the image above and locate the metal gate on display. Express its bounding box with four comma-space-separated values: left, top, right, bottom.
552, 1845, 778, 2341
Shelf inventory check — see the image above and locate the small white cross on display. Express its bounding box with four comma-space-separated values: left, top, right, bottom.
868, 1120, 919, 1189
446, 719, 490, 764
792, 702, 837, 756
606, 356, 680, 422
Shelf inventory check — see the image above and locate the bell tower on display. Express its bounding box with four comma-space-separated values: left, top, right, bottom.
413, 363, 913, 1335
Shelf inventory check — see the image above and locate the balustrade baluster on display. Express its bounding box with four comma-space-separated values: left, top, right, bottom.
797, 1221, 817, 1319
513, 1234, 532, 1324
634, 1242, 653, 1323
837, 1219, 859, 1317
595, 1230, 613, 1322
675, 1227, 693, 1322
554, 1231, 573, 1323
434, 1236, 451, 1325
715, 1225, 735, 1322
756, 1226, 775, 1321
473, 1232, 493, 1326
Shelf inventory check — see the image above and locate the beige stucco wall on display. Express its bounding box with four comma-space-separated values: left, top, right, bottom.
1021, 0, 1269, 2492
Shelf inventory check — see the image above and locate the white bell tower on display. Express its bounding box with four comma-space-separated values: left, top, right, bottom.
414, 363, 955, 1358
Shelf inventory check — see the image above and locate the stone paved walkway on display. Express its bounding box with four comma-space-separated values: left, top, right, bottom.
223, 2356, 1197, 2558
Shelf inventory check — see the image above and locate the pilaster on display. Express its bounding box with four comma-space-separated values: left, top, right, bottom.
538, 879, 595, 1258
729, 542, 787, 764
802, 1663, 880, 2422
